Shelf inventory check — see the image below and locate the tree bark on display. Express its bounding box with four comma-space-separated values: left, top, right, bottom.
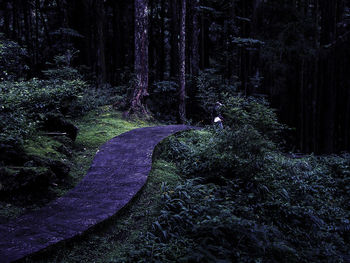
179, 0, 186, 123
34, 0, 40, 71
95, 0, 107, 88
190, 0, 200, 77
2, 1, 10, 37
22, 0, 33, 65
112, 1, 122, 84
200, 14, 210, 69
131, 0, 149, 114
157, 0, 166, 80
170, 0, 179, 78
319, 0, 337, 153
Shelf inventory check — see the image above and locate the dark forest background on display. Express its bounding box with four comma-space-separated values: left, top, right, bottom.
1, 1, 350, 262
1, 0, 350, 154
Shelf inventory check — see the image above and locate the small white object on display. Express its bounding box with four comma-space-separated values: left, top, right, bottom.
214, 117, 222, 123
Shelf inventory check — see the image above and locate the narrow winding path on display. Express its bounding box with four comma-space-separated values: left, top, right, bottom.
0, 125, 193, 263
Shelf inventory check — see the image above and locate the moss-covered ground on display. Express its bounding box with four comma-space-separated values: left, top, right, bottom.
0, 106, 156, 221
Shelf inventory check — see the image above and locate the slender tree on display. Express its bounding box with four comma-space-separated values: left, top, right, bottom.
95, 0, 107, 88
170, 0, 179, 78
131, 0, 149, 114
190, 0, 200, 77
159, 0, 166, 80
179, 0, 186, 122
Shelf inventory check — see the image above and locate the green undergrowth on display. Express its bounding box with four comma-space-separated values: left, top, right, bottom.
124, 129, 349, 262
0, 106, 155, 221
14, 96, 350, 262
72, 105, 155, 182
75, 106, 152, 149
21, 128, 350, 263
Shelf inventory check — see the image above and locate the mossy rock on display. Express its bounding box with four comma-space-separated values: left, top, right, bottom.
24, 136, 67, 161
29, 155, 70, 179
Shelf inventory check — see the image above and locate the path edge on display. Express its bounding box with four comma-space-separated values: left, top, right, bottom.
15, 126, 198, 262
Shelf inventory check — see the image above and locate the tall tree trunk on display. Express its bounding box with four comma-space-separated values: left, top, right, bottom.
299, 59, 305, 151
319, 0, 338, 153
34, 0, 40, 72
170, 0, 179, 78
240, 0, 251, 96
73, 0, 93, 75
148, 0, 155, 81
39, 2, 52, 48
158, 0, 166, 80
200, 14, 210, 69
95, 0, 107, 88
57, 0, 69, 28
179, 0, 186, 123
2, 1, 10, 37
190, 0, 200, 77
12, 0, 18, 41
131, 0, 149, 114
112, 1, 122, 84
22, 0, 33, 67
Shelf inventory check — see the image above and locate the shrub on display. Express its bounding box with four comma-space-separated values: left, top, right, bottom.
159, 127, 275, 183
42, 51, 82, 81
116, 96, 350, 263
0, 77, 85, 166
0, 34, 28, 81
195, 69, 239, 123
194, 71, 287, 143
221, 95, 288, 143
0, 78, 85, 119
120, 131, 350, 262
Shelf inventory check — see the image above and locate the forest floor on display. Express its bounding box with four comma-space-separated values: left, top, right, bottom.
0, 106, 155, 222
0, 106, 197, 262
0, 106, 195, 263
0, 106, 189, 263
1, 123, 192, 263
2, 105, 349, 263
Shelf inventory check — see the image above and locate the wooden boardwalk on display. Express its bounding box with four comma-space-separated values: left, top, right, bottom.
0, 125, 193, 263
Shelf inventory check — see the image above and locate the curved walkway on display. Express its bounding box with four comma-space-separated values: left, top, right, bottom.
0, 125, 194, 263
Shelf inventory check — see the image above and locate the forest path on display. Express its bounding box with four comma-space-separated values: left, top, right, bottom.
0, 125, 194, 263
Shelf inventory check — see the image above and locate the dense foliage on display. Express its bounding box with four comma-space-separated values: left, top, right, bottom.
0, 38, 119, 203
0, 78, 83, 142
2, 0, 350, 152
0, 1, 349, 262
115, 97, 350, 262
0, 34, 28, 81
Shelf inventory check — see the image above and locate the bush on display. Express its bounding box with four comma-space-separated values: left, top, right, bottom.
221, 95, 288, 143
42, 51, 82, 81
116, 96, 350, 263
194, 71, 287, 141
0, 45, 118, 201
0, 79, 85, 143
0, 34, 28, 81
159, 127, 275, 183
195, 69, 239, 123
120, 132, 350, 262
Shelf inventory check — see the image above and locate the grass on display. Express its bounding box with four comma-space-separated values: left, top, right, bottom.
0, 106, 156, 221
69, 106, 156, 190
74, 106, 153, 149
22, 158, 183, 263
24, 136, 67, 160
